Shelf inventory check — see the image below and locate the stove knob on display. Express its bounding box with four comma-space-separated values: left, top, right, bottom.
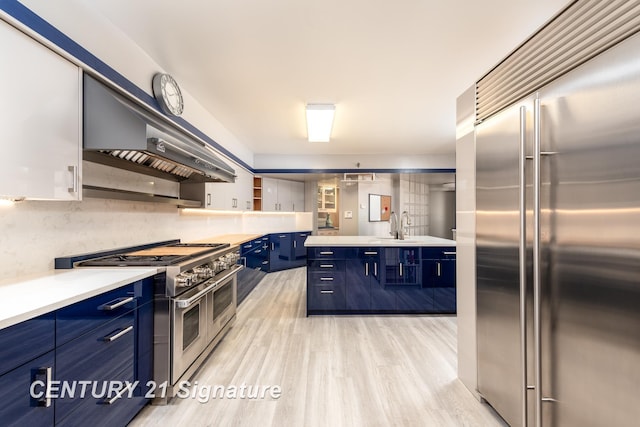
193, 267, 213, 279
175, 275, 192, 287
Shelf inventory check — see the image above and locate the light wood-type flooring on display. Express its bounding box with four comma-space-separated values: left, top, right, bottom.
130, 267, 506, 427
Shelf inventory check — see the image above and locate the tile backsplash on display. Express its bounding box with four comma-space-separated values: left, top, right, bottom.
0, 198, 311, 283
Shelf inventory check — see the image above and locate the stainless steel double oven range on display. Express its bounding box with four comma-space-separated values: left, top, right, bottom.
65, 240, 242, 404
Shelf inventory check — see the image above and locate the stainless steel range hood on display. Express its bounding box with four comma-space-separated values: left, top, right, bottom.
83, 74, 236, 184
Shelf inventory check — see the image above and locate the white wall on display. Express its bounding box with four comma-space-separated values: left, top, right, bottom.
357, 177, 394, 237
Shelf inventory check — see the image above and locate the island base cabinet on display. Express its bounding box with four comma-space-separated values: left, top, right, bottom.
307, 245, 456, 314
308, 283, 346, 311
0, 351, 55, 427
345, 259, 371, 310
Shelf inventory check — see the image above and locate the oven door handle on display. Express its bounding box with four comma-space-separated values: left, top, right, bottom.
174, 264, 243, 309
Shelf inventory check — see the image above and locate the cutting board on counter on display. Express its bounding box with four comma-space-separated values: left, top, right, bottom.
126, 247, 211, 256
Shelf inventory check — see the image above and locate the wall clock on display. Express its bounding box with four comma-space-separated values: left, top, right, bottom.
152, 73, 184, 116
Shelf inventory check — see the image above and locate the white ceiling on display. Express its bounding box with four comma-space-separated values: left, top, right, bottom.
87, 0, 568, 157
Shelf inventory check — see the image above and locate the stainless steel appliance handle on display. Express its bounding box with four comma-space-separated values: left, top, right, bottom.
175, 265, 242, 309
533, 96, 542, 427
103, 325, 134, 342
98, 296, 135, 311
519, 105, 529, 427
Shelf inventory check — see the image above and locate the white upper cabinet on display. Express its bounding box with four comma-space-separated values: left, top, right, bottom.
0, 21, 81, 200
181, 166, 253, 210
261, 177, 305, 212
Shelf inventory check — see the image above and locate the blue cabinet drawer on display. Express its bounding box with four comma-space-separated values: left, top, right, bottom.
307, 247, 346, 260
422, 247, 456, 259
0, 312, 54, 376
308, 283, 346, 311
55, 312, 135, 423
0, 350, 55, 427
307, 260, 346, 272
345, 248, 381, 258
308, 271, 345, 286
56, 283, 137, 346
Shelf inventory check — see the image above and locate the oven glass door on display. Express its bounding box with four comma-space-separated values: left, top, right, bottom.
208, 275, 237, 342
172, 286, 210, 384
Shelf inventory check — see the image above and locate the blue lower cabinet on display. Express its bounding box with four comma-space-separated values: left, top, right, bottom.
308, 246, 456, 314
0, 351, 55, 427
396, 287, 434, 312
0, 277, 155, 427
266, 232, 312, 272
238, 241, 267, 304
423, 249, 456, 313
0, 313, 55, 377
55, 313, 136, 424
345, 259, 371, 310
370, 280, 397, 310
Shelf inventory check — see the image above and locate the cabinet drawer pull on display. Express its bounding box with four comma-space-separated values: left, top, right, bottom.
103, 325, 134, 342
365, 262, 369, 276
320, 290, 334, 294
320, 277, 334, 281
294, 241, 297, 248
399, 263, 403, 277
364, 251, 378, 255
244, 244, 252, 248
262, 261, 269, 265
320, 264, 334, 268
255, 249, 262, 254
102, 385, 128, 405
374, 262, 378, 276
443, 251, 456, 255
437, 262, 441, 277
98, 296, 134, 311
34, 367, 52, 407
279, 235, 287, 238
319, 251, 334, 255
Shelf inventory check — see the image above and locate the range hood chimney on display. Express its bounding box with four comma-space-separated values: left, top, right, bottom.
83, 74, 236, 184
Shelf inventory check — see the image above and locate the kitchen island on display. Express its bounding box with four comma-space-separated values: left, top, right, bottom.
304, 235, 456, 315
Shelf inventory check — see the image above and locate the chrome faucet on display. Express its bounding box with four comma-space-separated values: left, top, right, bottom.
389, 211, 399, 239
399, 210, 411, 240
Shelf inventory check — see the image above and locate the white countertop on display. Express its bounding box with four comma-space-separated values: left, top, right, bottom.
0, 268, 157, 330
304, 235, 456, 247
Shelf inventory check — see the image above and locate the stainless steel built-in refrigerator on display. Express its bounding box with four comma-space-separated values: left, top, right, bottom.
475, 29, 640, 427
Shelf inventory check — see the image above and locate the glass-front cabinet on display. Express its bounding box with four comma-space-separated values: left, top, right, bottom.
317, 186, 337, 212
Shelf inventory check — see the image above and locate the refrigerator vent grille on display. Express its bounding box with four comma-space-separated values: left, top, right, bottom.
475, 0, 640, 123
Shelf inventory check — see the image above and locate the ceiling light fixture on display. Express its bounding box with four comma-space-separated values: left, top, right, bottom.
305, 104, 335, 142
